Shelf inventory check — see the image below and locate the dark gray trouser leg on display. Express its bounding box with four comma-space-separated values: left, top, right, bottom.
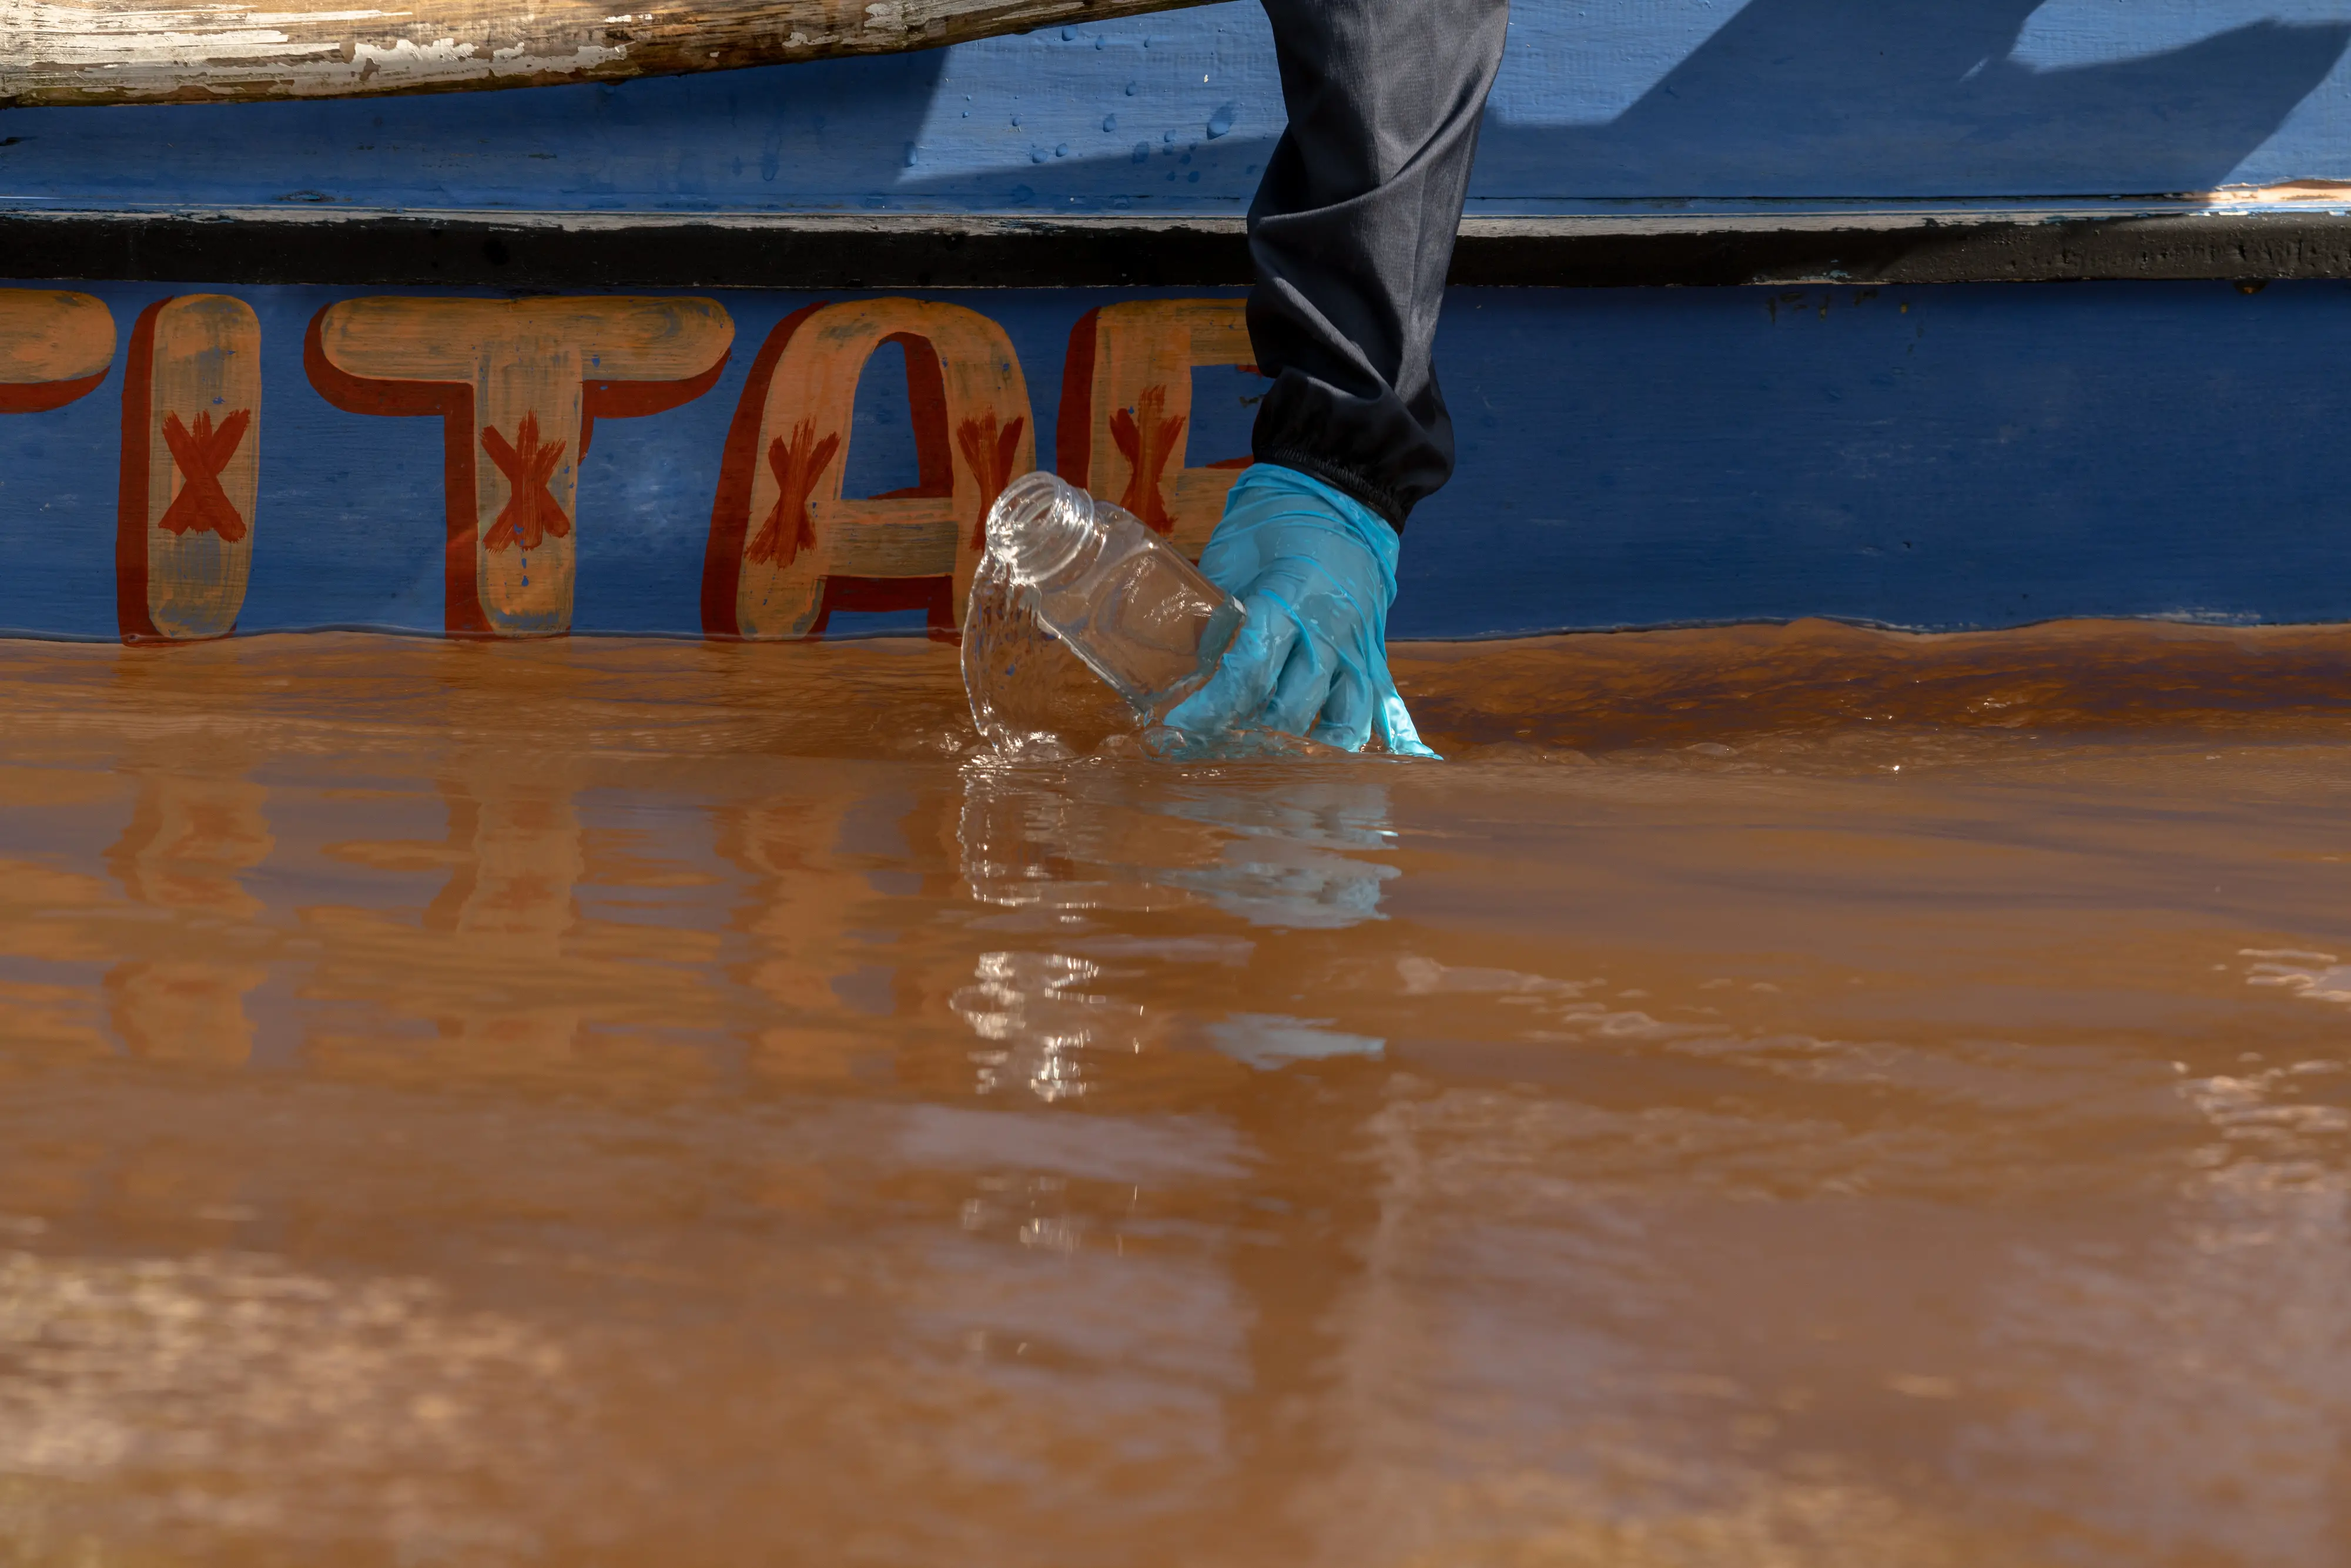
1247, 0, 1510, 530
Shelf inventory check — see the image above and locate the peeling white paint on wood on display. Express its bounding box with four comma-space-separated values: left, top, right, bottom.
2211, 179, 2351, 206
0, 0, 1211, 105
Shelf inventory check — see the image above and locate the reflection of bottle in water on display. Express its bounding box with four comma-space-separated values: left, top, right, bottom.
973, 471, 1243, 725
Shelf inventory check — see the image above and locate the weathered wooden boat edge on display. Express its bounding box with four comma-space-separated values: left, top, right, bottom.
1, 0, 1218, 109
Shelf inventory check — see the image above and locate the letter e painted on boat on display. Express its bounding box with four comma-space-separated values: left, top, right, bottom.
305, 296, 733, 638
117, 296, 263, 644
702, 299, 1033, 641
1057, 300, 1255, 562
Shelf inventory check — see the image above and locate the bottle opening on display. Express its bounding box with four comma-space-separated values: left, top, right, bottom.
985, 470, 1094, 587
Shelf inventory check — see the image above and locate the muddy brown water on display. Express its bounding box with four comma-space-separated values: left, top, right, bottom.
4, 619, 2351, 1566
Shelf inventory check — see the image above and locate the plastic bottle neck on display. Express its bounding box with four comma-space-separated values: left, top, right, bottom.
986, 471, 1097, 588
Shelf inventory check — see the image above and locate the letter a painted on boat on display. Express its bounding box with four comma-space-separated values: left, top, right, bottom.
703, 300, 1033, 640
305, 296, 734, 638
0, 289, 115, 415
118, 296, 263, 644
1057, 300, 1256, 562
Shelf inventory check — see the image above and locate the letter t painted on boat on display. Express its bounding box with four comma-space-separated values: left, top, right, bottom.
306, 296, 732, 638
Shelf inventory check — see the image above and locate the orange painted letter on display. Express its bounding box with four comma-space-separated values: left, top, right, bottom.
704, 300, 1033, 639
1057, 299, 1255, 561
118, 296, 263, 642
306, 296, 733, 637
0, 289, 114, 414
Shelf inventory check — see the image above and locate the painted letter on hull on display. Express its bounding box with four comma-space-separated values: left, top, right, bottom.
1058, 299, 1255, 560
0, 289, 114, 414
118, 296, 263, 642
306, 296, 733, 636
704, 299, 1032, 640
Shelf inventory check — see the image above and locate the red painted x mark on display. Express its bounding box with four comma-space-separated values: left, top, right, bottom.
748, 420, 841, 569
957, 411, 1026, 551
158, 408, 253, 541
480, 411, 571, 552
1110, 384, 1185, 535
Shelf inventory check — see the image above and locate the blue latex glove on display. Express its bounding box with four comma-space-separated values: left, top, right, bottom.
1164, 464, 1439, 758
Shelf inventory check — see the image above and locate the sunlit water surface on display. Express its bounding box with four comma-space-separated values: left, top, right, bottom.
5, 621, 2351, 1566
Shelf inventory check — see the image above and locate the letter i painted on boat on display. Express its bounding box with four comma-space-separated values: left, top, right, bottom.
1057, 299, 1256, 561
305, 296, 733, 636
704, 299, 1033, 639
118, 295, 263, 644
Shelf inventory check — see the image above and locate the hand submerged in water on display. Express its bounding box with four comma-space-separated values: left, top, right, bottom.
1163, 464, 1438, 757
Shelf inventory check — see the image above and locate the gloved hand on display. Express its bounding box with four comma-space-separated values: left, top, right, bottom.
1164, 464, 1439, 757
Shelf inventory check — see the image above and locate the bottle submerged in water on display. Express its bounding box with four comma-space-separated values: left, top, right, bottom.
970, 471, 1244, 726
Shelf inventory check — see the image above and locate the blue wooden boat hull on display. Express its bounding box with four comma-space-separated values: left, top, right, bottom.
5, 2, 2351, 643
7, 276, 2350, 642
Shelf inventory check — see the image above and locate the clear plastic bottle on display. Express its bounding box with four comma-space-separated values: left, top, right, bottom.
973, 471, 1244, 723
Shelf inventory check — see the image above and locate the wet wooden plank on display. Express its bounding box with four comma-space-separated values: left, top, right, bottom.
0, 0, 1213, 108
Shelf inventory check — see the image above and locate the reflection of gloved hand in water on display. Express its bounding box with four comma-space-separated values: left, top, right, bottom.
1164, 464, 1439, 757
